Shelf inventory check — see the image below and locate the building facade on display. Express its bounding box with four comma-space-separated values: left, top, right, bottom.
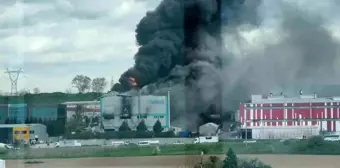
239, 94, 340, 139
0, 104, 66, 124
8, 104, 27, 123
101, 94, 170, 131
62, 101, 100, 120
0, 124, 48, 143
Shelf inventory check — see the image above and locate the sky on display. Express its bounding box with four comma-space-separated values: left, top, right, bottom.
0, 0, 161, 93
0, 0, 339, 94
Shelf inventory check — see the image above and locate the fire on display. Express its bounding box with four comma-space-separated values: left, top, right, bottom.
128, 77, 137, 86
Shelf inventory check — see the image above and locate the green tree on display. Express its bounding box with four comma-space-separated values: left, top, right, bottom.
72, 75, 92, 93
153, 120, 163, 134
91, 77, 107, 93
119, 121, 131, 131
65, 105, 87, 134
223, 148, 238, 168
136, 120, 148, 132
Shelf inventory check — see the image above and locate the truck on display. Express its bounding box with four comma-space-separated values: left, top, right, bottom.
194, 136, 219, 144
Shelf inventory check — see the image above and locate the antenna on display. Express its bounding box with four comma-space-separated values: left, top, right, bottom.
4, 68, 23, 96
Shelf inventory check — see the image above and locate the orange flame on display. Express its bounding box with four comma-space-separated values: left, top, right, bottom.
129, 77, 137, 86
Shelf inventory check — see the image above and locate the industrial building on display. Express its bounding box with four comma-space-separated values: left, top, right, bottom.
0, 124, 48, 143
239, 93, 340, 139
0, 103, 66, 124
100, 93, 170, 131
62, 101, 100, 120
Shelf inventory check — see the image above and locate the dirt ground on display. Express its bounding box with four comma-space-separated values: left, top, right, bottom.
5, 155, 340, 168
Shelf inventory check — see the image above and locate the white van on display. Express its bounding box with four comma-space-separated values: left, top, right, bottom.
138, 141, 150, 146
112, 141, 126, 147
194, 136, 219, 144
324, 135, 340, 141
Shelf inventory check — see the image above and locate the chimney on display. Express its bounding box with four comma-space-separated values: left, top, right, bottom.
280, 92, 283, 96
299, 89, 303, 95
314, 92, 317, 99
270, 93, 273, 97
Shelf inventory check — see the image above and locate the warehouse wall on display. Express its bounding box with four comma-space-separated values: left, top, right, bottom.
240, 102, 340, 132
250, 126, 320, 139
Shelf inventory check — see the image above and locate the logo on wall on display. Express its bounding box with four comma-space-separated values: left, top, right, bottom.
149, 99, 164, 105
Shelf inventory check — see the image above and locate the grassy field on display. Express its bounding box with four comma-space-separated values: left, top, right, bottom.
1, 138, 340, 160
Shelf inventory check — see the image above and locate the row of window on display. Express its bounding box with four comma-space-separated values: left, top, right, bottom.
14, 130, 35, 134
103, 115, 165, 119
137, 116, 164, 119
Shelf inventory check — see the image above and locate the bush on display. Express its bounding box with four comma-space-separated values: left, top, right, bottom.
197, 155, 272, 168
290, 135, 340, 154
238, 158, 272, 168
155, 130, 175, 138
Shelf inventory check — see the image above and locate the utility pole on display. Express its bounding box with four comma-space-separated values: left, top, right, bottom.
110, 76, 114, 89
4, 68, 23, 96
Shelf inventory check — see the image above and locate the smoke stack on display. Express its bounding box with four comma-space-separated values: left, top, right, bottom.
299, 90, 303, 95
314, 92, 317, 99
270, 93, 273, 97
280, 92, 283, 96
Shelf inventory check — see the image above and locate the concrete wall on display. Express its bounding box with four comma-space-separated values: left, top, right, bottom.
29, 124, 49, 142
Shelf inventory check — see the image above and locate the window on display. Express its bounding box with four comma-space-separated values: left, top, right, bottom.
14, 130, 27, 134
138, 116, 147, 119
30, 130, 35, 134
154, 116, 164, 119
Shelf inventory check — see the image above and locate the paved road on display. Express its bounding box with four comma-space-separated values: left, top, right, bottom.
33, 138, 194, 148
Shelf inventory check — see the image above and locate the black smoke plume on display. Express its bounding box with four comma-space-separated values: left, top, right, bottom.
112, 0, 340, 130
111, 0, 260, 130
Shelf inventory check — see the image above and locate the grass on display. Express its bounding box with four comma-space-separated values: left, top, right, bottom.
1, 139, 340, 160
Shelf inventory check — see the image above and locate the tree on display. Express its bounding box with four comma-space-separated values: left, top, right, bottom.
91, 77, 107, 93
72, 75, 92, 93
153, 120, 163, 134
119, 121, 131, 131
136, 120, 148, 132
65, 105, 87, 134
18, 89, 30, 96
33, 88, 40, 94
223, 148, 238, 168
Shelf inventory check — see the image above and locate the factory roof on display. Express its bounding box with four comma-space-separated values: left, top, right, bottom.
0, 124, 45, 128
249, 94, 340, 104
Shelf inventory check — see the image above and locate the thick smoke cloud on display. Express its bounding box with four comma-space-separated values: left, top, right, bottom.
112, 0, 340, 130
221, 0, 340, 111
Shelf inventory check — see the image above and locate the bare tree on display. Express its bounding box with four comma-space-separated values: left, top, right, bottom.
33, 87, 40, 94
72, 75, 91, 93
91, 77, 107, 93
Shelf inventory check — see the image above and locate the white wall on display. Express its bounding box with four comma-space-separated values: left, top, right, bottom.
250, 126, 320, 139
101, 95, 169, 131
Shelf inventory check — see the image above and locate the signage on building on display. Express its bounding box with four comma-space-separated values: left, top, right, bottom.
149, 100, 165, 105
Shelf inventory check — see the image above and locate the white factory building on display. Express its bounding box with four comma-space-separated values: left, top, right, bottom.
100, 92, 170, 132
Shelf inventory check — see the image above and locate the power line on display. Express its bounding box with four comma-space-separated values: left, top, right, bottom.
4, 68, 23, 96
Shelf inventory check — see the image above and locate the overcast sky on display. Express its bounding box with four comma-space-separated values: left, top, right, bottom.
0, 0, 339, 94
0, 0, 160, 93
